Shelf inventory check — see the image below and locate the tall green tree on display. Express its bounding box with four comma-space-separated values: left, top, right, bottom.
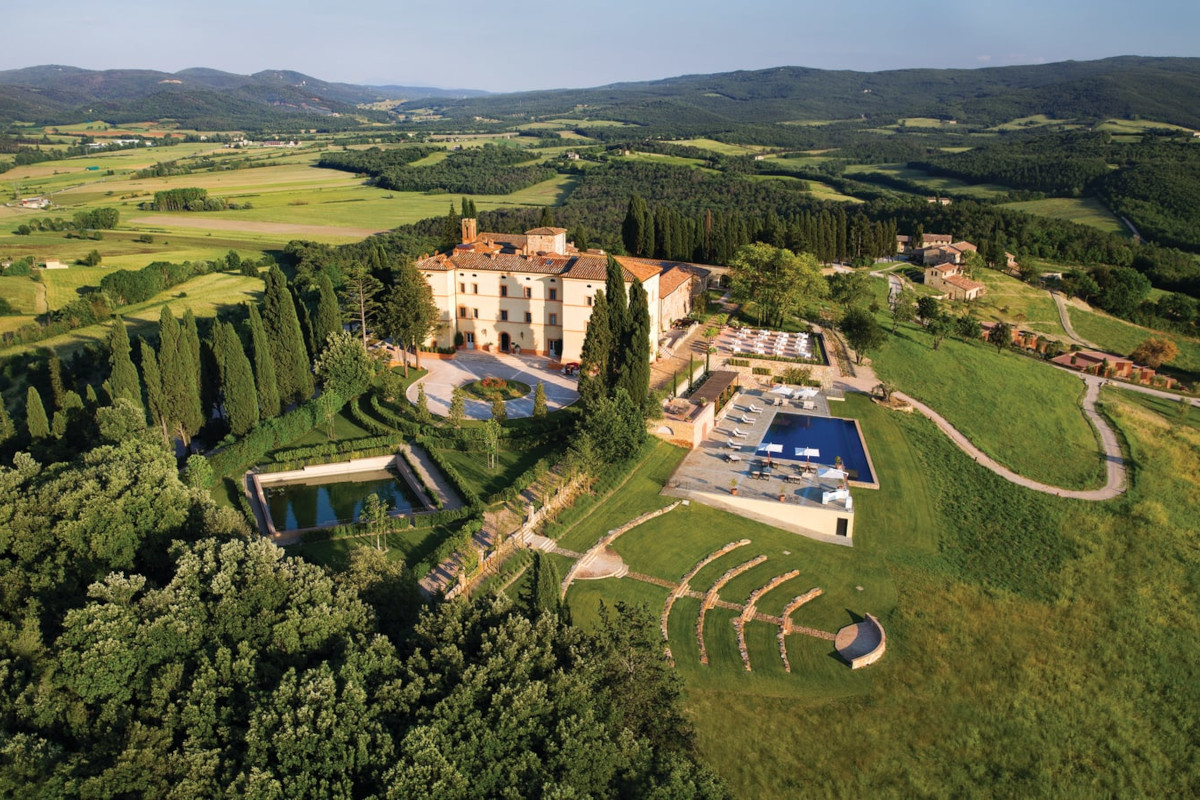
247, 304, 281, 420
313, 272, 342, 351
0, 401, 15, 446
533, 381, 547, 418
339, 263, 384, 349
379, 260, 439, 375
25, 386, 49, 439
617, 278, 651, 414
622, 194, 649, 256
292, 284, 317, 361
107, 317, 143, 413
577, 290, 612, 410
47, 352, 65, 410
840, 306, 886, 365
214, 321, 259, 436
313, 330, 374, 400
140, 339, 169, 444
181, 308, 211, 425
158, 306, 203, 446
727, 243, 827, 329
263, 265, 314, 406
605, 256, 628, 391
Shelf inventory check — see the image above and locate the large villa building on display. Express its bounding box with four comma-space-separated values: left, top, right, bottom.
416, 219, 704, 362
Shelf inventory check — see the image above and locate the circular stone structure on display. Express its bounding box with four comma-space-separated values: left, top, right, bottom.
834, 613, 886, 669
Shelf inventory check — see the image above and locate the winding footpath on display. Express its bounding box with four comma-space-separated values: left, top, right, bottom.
837, 335, 1129, 500
1050, 290, 1103, 349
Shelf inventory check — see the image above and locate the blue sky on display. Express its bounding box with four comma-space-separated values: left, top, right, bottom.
4, 0, 1197, 92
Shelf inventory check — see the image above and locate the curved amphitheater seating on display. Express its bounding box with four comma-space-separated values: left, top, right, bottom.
834, 613, 887, 669
778, 588, 825, 672
734, 570, 800, 671
660, 540, 751, 642
697, 556, 766, 665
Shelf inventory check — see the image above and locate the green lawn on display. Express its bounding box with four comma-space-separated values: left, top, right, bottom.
567, 387, 1200, 797
551, 442, 687, 553
0, 275, 44, 314
1000, 196, 1128, 236
871, 314, 1105, 489
433, 439, 560, 501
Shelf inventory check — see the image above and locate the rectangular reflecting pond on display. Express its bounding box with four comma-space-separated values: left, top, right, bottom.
264, 468, 423, 532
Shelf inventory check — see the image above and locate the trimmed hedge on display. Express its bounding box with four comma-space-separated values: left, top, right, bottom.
204, 391, 344, 485
487, 457, 552, 506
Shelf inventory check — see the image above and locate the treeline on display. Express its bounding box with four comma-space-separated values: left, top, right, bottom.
142, 187, 228, 211
13, 208, 119, 236
321, 143, 555, 195
912, 130, 1200, 252
99, 259, 205, 305
316, 143, 438, 174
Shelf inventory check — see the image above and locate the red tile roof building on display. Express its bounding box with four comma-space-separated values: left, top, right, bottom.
416, 219, 705, 361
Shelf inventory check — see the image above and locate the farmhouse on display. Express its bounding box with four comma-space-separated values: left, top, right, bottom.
923, 261, 986, 301
417, 219, 705, 362
19, 197, 50, 209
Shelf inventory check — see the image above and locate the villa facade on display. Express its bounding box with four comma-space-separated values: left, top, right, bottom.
416, 219, 705, 362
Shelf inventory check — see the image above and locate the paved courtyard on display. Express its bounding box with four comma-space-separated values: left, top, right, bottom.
406, 351, 580, 420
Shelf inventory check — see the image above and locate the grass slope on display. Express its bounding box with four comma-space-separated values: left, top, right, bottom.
872, 318, 1105, 489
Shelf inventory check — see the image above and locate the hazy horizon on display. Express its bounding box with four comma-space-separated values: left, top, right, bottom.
2, 0, 1196, 93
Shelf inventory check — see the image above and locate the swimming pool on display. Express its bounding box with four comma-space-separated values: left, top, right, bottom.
758, 413, 875, 484
265, 468, 423, 532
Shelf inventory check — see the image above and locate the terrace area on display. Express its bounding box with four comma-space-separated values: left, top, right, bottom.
663, 388, 878, 545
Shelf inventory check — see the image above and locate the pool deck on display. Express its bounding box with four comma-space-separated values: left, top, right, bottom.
662, 388, 876, 546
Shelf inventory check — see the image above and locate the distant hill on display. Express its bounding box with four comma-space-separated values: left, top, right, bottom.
0, 65, 489, 129
406, 56, 1200, 132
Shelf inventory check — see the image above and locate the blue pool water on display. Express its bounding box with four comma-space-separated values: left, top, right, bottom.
265, 469, 422, 532
758, 413, 874, 483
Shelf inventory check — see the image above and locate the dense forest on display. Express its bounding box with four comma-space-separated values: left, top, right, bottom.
319, 143, 556, 195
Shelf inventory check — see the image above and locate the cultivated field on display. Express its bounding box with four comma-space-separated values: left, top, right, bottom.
1001, 197, 1128, 236
843, 163, 1011, 199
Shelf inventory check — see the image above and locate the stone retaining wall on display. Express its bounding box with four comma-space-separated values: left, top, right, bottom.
697, 555, 766, 665
560, 501, 681, 599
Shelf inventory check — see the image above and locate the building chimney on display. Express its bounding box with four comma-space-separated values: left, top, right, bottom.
461, 217, 477, 245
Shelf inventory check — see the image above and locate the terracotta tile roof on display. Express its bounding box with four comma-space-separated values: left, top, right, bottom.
951, 241, 977, 252
478, 233, 528, 251
417, 251, 569, 274
525, 226, 568, 235
562, 254, 661, 283
943, 274, 985, 292
658, 266, 694, 297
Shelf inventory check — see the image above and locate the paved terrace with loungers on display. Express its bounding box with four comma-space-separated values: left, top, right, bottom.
663, 388, 857, 546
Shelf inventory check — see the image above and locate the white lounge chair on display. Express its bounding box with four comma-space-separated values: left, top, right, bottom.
732, 428, 749, 437
801, 400, 816, 411
746, 404, 762, 413
727, 439, 742, 449
725, 453, 742, 463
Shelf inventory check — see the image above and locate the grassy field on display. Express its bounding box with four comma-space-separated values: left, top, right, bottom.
988, 114, 1077, 131
971, 270, 1067, 337
0, 270, 262, 359
563, 389, 1200, 796
674, 139, 765, 156
844, 163, 1011, 199
871, 313, 1105, 489
1065, 301, 1200, 377
1001, 196, 1128, 236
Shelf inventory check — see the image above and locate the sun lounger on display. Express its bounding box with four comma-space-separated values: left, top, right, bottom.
732, 428, 749, 437
747, 403, 762, 413
727, 439, 742, 449
725, 453, 742, 462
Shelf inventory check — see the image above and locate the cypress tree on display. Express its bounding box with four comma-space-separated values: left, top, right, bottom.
247, 304, 281, 419
313, 272, 341, 351
525, 551, 562, 617
622, 195, 647, 256
578, 290, 612, 410
262, 266, 314, 406
140, 339, 169, 445
292, 284, 317, 360
0, 401, 15, 445
533, 381, 547, 418
159, 306, 203, 446
46, 353, 65, 410
215, 321, 259, 436
604, 256, 628, 392
538, 206, 554, 227
180, 308, 208, 432
51, 390, 84, 438
25, 386, 49, 439
617, 278, 651, 414
107, 317, 143, 413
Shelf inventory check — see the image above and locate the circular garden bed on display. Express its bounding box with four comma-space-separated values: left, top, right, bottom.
460, 376, 531, 402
